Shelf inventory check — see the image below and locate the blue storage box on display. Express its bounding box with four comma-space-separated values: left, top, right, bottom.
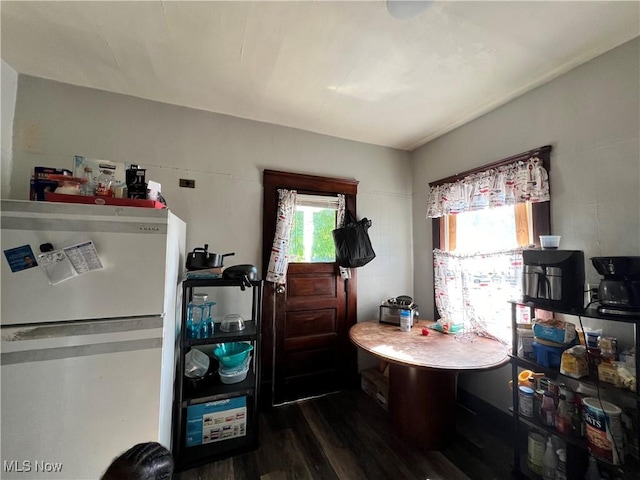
532, 341, 567, 369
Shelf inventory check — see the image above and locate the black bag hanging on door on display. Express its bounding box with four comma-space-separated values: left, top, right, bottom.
332, 211, 376, 268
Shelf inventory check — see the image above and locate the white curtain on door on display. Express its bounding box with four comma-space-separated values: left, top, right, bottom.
336, 194, 351, 279
266, 189, 297, 284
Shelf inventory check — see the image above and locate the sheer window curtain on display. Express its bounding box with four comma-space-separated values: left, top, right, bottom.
266, 189, 297, 285
433, 248, 523, 343
428, 155, 550, 343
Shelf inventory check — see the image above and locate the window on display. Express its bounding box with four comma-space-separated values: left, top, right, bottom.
445, 204, 528, 253
435, 205, 532, 342
289, 194, 338, 263
429, 146, 551, 343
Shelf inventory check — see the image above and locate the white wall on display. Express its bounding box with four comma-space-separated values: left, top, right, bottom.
1, 60, 18, 198
5, 75, 413, 371
411, 38, 640, 412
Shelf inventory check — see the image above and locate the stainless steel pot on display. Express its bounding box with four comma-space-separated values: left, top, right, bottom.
186, 244, 235, 271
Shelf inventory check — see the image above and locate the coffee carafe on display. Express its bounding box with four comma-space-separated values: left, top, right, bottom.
591, 256, 640, 316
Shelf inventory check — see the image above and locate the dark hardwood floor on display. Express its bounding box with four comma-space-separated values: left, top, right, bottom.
175, 387, 514, 480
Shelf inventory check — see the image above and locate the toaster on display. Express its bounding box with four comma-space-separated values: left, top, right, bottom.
379, 296, 419, 326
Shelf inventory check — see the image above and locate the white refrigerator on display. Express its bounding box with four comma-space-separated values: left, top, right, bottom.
0, 200, 186, 479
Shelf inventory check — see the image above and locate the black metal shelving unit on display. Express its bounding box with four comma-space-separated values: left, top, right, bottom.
509, 300, 640, 480
172, 278, 263, 472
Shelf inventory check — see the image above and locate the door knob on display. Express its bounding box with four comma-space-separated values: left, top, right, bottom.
276, 285, 285, 294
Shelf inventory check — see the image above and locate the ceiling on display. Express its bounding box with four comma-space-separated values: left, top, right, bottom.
1, 1, 638, 151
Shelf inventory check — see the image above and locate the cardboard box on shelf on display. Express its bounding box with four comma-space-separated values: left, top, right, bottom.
34, 166, 73, 179
30, 167, 74, 200
533, 318, 576, 345
360, 367, 389, 411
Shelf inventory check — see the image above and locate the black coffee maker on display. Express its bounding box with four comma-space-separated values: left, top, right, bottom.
591, 256, 640, 316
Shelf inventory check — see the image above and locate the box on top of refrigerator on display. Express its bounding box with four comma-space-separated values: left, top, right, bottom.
73, 155, 129, 191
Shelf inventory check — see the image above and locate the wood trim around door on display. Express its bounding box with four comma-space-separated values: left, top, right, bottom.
261, 169, 359, 406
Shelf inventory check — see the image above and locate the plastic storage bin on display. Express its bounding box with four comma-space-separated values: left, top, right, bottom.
532, 341, 566, 368
219, 356, 251, 384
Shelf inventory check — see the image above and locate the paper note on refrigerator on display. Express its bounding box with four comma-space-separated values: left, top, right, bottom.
63, 241, 103, 274
38, 250, 77, 285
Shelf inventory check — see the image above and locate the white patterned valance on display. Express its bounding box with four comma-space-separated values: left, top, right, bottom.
427, 156, 549, 219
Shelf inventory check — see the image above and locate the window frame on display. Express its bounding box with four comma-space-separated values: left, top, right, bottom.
440, 202, 534, 252
430, 145, 552, 319
289, 199, 339, 263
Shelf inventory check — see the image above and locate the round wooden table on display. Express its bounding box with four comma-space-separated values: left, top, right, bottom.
349, 319, 510, 450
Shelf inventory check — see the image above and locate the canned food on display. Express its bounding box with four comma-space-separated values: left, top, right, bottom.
583, 397, 625, 465
527, 432, 545, 474
539, 377, 551, 393
519, 386, 534, 417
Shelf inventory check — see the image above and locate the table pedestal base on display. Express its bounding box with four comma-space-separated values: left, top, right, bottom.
388, 363, 456, 450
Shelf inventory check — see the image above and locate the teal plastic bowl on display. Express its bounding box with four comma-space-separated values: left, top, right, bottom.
213, 342, 253, 368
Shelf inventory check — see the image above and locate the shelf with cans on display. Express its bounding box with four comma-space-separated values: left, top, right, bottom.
172, 278, 263, 472
509, 300, 639, 480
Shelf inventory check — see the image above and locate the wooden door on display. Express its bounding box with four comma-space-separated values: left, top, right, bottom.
273, 262, 348, 403
262, 170, 358, 405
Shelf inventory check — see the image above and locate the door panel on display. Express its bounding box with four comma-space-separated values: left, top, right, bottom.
284, 348, 337, 376
288, 275, 336, 297
284, 333, 336, 352
284, 309, 336, 337
262, 170, 359, 406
